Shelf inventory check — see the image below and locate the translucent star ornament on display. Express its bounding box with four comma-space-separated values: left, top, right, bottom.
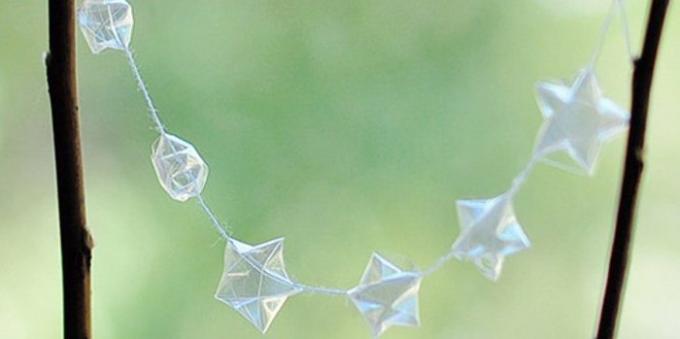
151, 133, 208, 202
452, 193, 531, 280
348, 253, 423, 337
78, 0, 133, 54
534, 68, 629, 174
215, 238, 302, 333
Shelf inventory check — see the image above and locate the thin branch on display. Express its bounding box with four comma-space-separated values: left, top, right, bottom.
46, 0, 94, 338
596, 1, 670, 338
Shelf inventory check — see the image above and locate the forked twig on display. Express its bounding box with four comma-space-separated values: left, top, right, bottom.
46, 0, 93, 338
596, 1, 670, 338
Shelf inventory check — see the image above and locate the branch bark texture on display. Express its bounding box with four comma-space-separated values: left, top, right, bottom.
596, 1, 670, 338
46, 0, 93, 338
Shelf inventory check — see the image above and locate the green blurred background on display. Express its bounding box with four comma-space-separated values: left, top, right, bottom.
1, 0, 679, 338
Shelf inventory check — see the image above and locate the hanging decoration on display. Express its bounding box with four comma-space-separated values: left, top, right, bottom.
76, 0, 634, 336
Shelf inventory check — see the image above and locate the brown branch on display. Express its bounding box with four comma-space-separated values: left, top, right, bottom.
46, 0, 93, 338
596, 0, 670, 338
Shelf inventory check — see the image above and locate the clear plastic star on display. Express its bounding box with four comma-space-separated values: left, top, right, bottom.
452, 193, 530, 280
151, 133, 208, 202
215, 238, 302, 333
534, 68, 629, 174
78, 0, 133, 54
348, 253, 422, 337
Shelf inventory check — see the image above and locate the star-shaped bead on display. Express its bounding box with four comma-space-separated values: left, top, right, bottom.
534, 68, 629, 174
348, 253, 422, 337
151, 133, 209, 202
78, 0, 134, 54
215, 238, 302, 333
452, 193, 530, 280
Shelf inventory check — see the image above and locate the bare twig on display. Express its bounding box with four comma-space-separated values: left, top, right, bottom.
46, 0, 93, 338
596, 1, 670, 338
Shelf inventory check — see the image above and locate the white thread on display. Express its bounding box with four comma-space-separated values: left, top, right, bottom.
423, 250, 458, 276
296, 284, 348, 297
106, 5, 166, 133
123, 45, 234, 242
508, 156, 540, 198
589, 0, 636, 69
197, 195, 232, 240
588, 0, 619, 69
616, 0, 635, 62
124, 47, 166, 133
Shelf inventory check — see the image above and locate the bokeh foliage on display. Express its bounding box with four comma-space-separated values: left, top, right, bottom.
1, 1, 679, 338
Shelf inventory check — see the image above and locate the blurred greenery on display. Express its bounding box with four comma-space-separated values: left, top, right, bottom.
1, 0, 679, 338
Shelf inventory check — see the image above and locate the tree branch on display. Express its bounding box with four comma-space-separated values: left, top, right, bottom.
596, 1, 670, 338
46, 0, 93, 338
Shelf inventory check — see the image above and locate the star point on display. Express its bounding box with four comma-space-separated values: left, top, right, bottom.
348, 253, 423, 337
215, 238, 302, 333
452, 193, 530, 280
534, 68, 629, 174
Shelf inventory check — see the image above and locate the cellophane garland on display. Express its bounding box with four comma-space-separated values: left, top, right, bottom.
76, 0, 633, 336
